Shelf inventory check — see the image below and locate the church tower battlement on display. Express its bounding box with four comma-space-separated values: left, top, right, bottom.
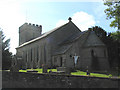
19, 23, 42, 45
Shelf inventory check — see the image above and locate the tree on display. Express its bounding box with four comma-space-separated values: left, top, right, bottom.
104, 0, 120, 30
110, 31, 120, 42
104, 1, 120, 70
109, 31, 120, 69
0, 29, 12, 70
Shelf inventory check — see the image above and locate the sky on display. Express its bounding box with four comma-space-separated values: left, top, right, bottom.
0, 0, 118, 54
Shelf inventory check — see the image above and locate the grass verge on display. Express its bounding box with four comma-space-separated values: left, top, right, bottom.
18, 69, 119, 78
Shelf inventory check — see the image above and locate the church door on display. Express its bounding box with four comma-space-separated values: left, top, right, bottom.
60, 57, 63, 67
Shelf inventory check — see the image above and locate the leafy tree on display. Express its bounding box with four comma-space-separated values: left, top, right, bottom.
104, 1, 120, 70
104, 0, 120, 30
109, 31, 120, 70
0, 29, 12, 70
110, 31, 120, 42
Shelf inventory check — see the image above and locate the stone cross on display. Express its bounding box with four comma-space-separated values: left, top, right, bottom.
42, 64, 48, 73
73, 53, 80, 66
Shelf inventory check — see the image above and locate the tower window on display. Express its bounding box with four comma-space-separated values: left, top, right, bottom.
91, 49, 94, 57
31, 48, 32, 62
37, 47, 39, 62
60, 57, 63, 67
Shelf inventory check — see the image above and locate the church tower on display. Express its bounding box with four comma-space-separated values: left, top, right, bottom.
19, 23, 42, 45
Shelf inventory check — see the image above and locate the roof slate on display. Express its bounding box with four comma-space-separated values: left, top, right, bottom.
58, 31, 87, 45
52, 44, 72, 56
83, 31, 105, 47
16, 22, 69, 49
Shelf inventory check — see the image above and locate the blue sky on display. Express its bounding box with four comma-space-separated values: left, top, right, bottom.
0, 0, 117, 54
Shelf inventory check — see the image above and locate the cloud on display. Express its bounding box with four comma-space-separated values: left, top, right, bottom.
0, 0, 25, 54
56, 11, 96, 31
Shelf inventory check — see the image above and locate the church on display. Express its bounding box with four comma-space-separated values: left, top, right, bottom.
16, 17, 110, 71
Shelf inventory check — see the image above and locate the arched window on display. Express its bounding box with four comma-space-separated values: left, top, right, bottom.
36, 46, 39, 63
60, 57, 63, 67
54, 57, 57, 66
91, 49, 94, 57
25, 52, 27, 63
31, 48, 32, 62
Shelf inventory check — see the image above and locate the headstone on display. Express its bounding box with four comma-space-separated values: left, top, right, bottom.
27, 69, 38, 73
10, 65, 19, 72
66, 67, 71, 74
57, 67, 66, 72
57, 67, 71, 74
86, 70, 90, 75
56, 71, 65, 74
10, 56, 21, 72
42, 64, 48, 73
86, 66, 90, 75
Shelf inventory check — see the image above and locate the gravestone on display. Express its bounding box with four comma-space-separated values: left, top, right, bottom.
86, 66, 90, 75
42, 64, 48, 73
27, 69, 38, 73
57, 67, 71, 74
66, 67, 71, 74
10, 57, 20, 72
10, 65, 19, 72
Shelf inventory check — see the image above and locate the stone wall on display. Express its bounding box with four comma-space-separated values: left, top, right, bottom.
2, 71, 120, 88
16, 21, 81, 69
19, 23, 42, 45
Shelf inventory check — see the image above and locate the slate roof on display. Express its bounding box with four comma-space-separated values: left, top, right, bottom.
52, 31, 89, 56
52, 44, 72, 56
83, 31, 105, 47
16, 22, 69, 49
53, 30, 106, 55
58, 31, 87, 45
16, 20, 105, 51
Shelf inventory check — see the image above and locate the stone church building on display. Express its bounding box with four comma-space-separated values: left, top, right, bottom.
16, 17, 109, 71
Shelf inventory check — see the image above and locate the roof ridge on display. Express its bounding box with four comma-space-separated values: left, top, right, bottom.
82, 30, 106, 47
58, 30, 88, 45
16, 21, 70, 49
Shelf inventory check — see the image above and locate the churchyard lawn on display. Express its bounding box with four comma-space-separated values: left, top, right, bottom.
19, 68, 57, 73
18, 68, 119, 78
1, 69, 119, 78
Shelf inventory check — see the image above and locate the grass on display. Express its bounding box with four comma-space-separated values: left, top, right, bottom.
18, 69, 120, 78
47, 69, 57, 72
19, 70, 27, 72
19, 68, 43, 73
34, 69, 43, 73
19, 68, 57, 73
71, 70, 113, 78
89, 73, 112, 78
1, 70, 10, 71
71, 70, 87, 76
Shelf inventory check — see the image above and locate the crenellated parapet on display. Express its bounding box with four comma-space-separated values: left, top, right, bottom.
25, 23, 42, 28
19, 22, 42, 45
